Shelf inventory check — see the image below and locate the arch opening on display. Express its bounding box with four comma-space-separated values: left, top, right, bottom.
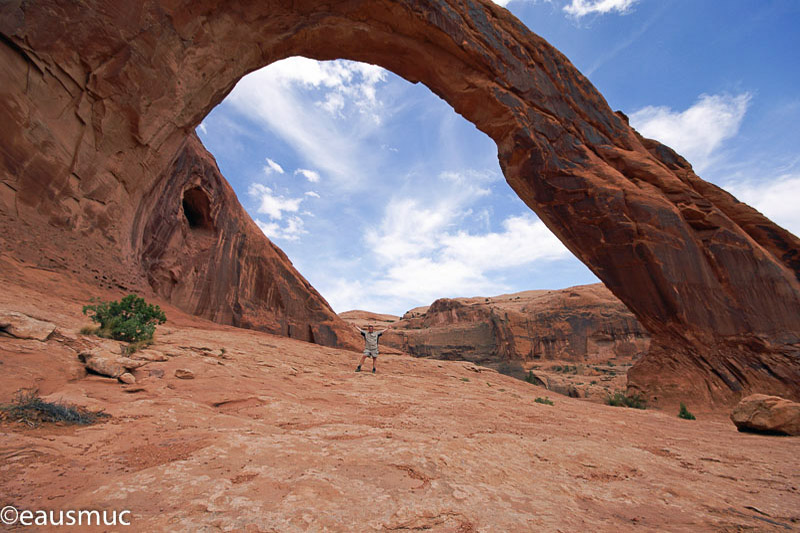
197, 56, 600, 318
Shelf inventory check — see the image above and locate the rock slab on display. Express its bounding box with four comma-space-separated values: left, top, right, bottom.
731, 394, 800, 436
0, 310, 56, 341
354, 284, 650, 366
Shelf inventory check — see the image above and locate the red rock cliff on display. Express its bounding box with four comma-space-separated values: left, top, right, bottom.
362, 285, 649, 366
1, 0, 798, 407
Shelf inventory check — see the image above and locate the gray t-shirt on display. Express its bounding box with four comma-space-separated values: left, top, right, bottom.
359, 329, 384, 351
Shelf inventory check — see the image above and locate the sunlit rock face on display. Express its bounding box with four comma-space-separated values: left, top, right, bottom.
347, 284, 651, 365
1, 0, 798, 406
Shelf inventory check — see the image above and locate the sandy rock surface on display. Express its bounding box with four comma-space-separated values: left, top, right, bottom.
1, 269, 798, 532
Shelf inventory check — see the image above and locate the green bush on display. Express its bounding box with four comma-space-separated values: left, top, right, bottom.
82, 294, 166, 343
534, 396, 554, 406
678, 402, 696, 420
0, 388, 109, 427
606, 390, 646, 409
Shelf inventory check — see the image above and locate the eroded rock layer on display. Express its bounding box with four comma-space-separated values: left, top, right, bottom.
344, 284, 649, 366
1, 0, 799, 406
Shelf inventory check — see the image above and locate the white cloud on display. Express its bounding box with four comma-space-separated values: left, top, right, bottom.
256, 216, 308, 242
349, 170, 571, 308
226, 57, 388, 188
564, 0, 638, 17
295, 169, 321, 183
263, 157, 285, 175
629, 93, 751, 172
304, 191, 321, 198
722, 174, 800, 236
248, 183, 302, 220
197, 122, 207, 135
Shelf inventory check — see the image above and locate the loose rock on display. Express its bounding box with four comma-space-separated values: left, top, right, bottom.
118, 372, 136, 384
0, 310, 56, 341
175, 369, 195, 380
731, 394, 800, 436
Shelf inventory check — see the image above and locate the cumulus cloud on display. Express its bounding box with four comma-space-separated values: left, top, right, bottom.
722, 174, 800, 236
629, 93, 751, 172
563, 0, 638, 17
263, 157, 285, 175
295, 169, 321, 183
256, 216, 307, 242
248, 183, 302, 220
347, 170, 571, 309
226, 57, 388, 188
304, 191, 321, 198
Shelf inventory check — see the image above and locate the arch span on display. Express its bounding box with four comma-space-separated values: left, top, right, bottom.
1, 0, 798, 407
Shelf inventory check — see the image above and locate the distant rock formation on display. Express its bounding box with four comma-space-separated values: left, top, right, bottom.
1, 0, 798, 406
342, 284, 650, 366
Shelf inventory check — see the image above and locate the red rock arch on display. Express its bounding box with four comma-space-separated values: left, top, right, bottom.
1, 0, 798, 407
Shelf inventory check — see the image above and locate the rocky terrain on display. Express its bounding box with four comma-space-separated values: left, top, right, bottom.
2, 260, 799, 531
347, 284, 649, 364
2, 0, 799, 407
342, 284, 650, 401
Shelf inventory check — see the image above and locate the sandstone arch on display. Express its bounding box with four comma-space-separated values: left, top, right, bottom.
1, 0, 798, 407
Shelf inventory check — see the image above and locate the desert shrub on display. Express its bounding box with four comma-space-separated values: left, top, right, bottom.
606, 390, 646, 409
82, 294, 166, 343
534, 396, 554, 406
678, 402, 696, 420
0, 388, 109, 427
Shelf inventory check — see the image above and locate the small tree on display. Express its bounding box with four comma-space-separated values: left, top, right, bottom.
678, 402, 696, 420
82, 294, 166, 343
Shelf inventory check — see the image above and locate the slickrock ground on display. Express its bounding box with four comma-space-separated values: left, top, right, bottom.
2, 256, 799, 531
341, 285, 647, 403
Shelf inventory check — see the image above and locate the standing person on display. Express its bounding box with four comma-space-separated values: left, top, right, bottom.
355, 325, 386, 373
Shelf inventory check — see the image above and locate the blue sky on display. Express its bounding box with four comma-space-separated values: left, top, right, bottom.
197, 0, 800, 316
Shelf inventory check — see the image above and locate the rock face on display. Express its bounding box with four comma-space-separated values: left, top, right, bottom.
349, 284, 649, 366
137, 134, 359, 348
1, 0, 799, 406
730, 394, 800, 436
0, 309, 56, 341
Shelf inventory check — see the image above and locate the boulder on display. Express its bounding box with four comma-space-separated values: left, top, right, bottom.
175, 369, 195, 380
731, 394, 800, 436
0, 310, 56, 341
78, 353, 126, 379
118, 372, 136, 384
78, 351, 148, 379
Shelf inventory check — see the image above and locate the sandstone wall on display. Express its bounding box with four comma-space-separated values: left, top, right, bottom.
354, 284, 649, 366
1, 0, 798, 406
